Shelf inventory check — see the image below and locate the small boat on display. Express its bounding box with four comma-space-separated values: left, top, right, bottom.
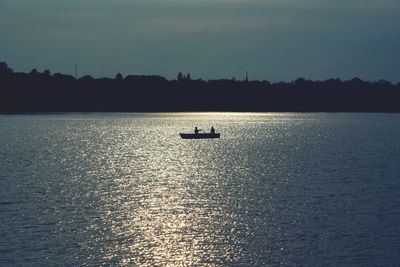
180, 133, 220, 139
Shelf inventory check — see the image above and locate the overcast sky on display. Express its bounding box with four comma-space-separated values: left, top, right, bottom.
1, 0, 399, 81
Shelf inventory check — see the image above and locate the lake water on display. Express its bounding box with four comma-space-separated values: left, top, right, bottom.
1, 113, 400, 266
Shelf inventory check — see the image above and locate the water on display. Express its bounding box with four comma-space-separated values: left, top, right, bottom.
1, 113, 400, 266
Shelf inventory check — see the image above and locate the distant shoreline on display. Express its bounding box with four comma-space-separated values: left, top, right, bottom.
1, 69, 399, 113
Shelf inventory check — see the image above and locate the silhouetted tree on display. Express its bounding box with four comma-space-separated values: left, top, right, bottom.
30, 69, 39, 75
115, 72, 123, 80
377, 79, 391, 86
43, 69, 50, 77
79, 75, 93, 81
177, 72, 183, 81
295, 77, 306, 87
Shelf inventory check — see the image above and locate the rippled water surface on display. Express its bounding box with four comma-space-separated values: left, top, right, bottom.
1, 113, 400, 266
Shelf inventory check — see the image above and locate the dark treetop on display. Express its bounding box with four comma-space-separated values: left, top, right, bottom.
1, 68, 399, 113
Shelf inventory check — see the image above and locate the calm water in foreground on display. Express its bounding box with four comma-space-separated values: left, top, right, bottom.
1, 113, 400, 266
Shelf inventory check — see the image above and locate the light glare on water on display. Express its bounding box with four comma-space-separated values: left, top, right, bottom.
1, 113, 400, 266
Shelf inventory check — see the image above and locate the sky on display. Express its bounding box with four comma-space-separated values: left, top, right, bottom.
0, 0, 399, 82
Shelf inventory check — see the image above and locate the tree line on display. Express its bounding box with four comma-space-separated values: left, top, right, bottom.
0, 68, 399, 112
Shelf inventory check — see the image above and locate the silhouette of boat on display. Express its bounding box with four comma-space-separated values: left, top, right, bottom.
180, 133, 220, 139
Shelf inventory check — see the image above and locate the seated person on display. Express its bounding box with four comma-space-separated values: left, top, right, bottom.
194, 127, 202, 134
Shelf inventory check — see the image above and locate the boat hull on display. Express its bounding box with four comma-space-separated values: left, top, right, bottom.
180, 133, 220, 139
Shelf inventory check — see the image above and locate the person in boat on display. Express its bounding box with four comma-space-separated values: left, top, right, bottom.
210, 126, 215, 134
194, 127, 202, 134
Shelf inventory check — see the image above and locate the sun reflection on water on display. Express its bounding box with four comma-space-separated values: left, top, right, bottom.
80, 116, 253, 265
54, 113, 313, 265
